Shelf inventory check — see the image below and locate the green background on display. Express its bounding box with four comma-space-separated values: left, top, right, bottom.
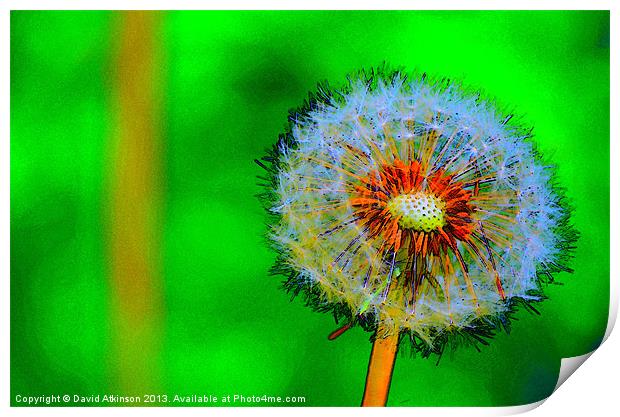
11, 10, 610, 406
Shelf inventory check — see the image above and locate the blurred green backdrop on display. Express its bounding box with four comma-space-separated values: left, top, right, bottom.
11, 10, 609, 407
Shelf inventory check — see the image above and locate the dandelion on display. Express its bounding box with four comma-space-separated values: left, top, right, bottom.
257, 68, 577, 406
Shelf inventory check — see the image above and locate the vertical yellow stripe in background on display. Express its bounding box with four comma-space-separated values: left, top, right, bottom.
108, 11, 164, 397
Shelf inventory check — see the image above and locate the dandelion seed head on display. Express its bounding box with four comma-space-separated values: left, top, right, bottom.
259, 68, 577, 353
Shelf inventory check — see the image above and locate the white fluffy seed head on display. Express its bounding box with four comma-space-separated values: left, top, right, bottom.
266, 70, 574, 347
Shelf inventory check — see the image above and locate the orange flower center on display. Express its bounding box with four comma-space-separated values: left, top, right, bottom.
350, 158, 475, 256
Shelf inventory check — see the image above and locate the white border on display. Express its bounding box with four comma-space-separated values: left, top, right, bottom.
2, 1, 617, 417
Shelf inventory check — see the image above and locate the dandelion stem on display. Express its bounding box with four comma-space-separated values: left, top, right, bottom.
361, 324, 400, 406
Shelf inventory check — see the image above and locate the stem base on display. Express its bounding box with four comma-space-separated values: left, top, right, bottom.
361, 329, 399, 406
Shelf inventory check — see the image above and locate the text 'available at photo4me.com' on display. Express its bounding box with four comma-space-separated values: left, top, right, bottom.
14, 393, 308, 406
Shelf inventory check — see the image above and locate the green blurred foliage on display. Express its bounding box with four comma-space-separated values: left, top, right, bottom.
11, 10, 609, 406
